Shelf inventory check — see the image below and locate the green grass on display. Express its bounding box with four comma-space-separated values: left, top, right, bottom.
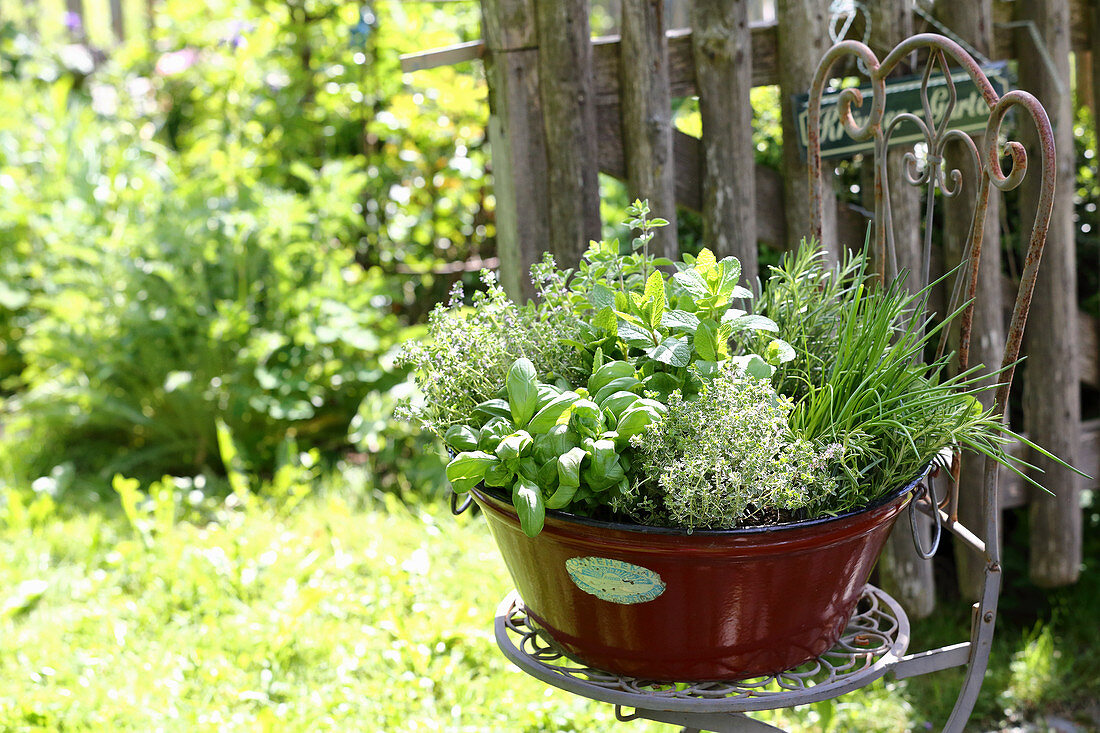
0, 471, 1097, 731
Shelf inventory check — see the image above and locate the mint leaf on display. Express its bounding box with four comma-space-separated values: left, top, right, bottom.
618, 321, 655, 348
673, 269, 709, 298
592, 306, 616, 333
764, 338, 797, 365
645, 336, 691, 367
693, 320, 719, 362
588, 281, 615, 311
727, 314, 780, 333
661, 309, 700, 332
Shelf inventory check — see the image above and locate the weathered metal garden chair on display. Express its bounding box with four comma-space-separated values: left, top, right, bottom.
491, 32, 1056, 732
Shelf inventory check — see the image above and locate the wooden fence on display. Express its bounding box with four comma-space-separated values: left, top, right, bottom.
404, 0, 1100, 615
1, 0, 154, 46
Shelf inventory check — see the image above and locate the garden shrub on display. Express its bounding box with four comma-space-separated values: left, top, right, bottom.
3, 122, 398, 479
0, 1, 493, 492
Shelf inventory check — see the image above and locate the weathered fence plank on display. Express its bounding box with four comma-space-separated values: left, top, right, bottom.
1078, 51, 1093, 115
935, 0, 1005, 603
592, 26, 776, 101
1018, 0, 1083, 587
998, 420, 1100, 510
619, 0, 678, 258
594, 110, 785, 247
65, 0, 84, 40
1094, 2, 1100, 120
867, 0, 936, 620
110, 0, 124, 42
777, 0, 836, 256
536, 0, 601, 269
691, 0, 757, 284
481, 0, 549, 301
412, 0, 1099, 85
991, 0, 1091, 61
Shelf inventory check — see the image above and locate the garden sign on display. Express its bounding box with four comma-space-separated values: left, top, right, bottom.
794, 62, 1012, 159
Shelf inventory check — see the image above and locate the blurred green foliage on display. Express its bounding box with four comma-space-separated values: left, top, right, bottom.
0, 1, 489, 491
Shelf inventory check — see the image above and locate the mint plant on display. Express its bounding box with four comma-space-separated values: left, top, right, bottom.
565, 204, 794, 400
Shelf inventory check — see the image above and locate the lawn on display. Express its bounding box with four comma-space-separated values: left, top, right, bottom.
0, 471, 1096, 731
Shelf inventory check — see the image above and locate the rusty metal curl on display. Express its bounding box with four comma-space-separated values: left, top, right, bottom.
937, 129, 980, 198
882, 111, 933, 185
983, 92, 1041, 194
807, 40, 884, 246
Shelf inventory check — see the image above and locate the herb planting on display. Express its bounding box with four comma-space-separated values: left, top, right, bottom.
401, 202, 1062, 537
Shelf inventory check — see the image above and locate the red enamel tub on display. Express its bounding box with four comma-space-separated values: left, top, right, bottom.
470, 477, 917, 681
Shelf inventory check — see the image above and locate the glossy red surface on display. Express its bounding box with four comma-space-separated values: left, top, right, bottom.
471, 483, 914, 681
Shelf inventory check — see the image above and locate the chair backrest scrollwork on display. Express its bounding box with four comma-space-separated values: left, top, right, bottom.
806, 33, 1055, 426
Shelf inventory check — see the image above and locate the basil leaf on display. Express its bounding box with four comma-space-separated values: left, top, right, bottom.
506, 358, 539, 428
614, 403, 664, 448
532, 424, 579, 464
535, 383, 562, 409
483, 462, 513, 488
477, 417, 514, 452
588, 360, 636, 394
556, 446, 587, 489
494, 430, 533, 465
569, 398, 605, 439
518, 457, 539, 483
443, 425, 479, 452
445, 451, 498, 493
536, 457, 559, 490
545, 482, 579, 510
599, 390, 641, 422
513, 479, 545, 537
582, 439, 626, 492
475, 398, 512, 421
593, 377, 641, 405
527, 390, 580, 434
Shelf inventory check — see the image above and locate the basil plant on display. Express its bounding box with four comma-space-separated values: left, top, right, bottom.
444, 357, 665, 537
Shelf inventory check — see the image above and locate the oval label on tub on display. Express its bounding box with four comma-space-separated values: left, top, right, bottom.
565, 556, 666, 604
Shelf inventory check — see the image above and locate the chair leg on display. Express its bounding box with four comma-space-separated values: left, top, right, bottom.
942, 557, 1001, 731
